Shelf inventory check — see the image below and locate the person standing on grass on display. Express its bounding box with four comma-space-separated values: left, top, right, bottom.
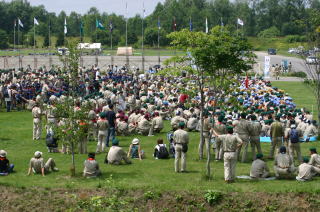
233, 113, 251, 163
96, 112, 108, 153
287, 124, 303, 162
173, 122, 189, 173
213, 126, 243, 183
105, 104, 116, 147
269, 116, 284, 159
83, 152, 101, 178
28, 151, 59, 176
32, 102, 42, 140
0, 150, 14, 176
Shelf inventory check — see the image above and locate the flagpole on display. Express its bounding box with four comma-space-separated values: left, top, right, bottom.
125, 2, 128, 47
18, 18, 20, 69
34, 18, 36, 70
13, 20, 16, 51
49, 17, 52, 68
142, 2, 145, 72
158, 17, 160, 66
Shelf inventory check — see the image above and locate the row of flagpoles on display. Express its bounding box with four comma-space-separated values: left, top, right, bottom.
13, 15, 245, 47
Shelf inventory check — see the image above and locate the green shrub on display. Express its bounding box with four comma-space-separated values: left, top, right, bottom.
204, 190, 223, 205
258, 27, 280, 38
285, 35, 307, 43
289, 71, 307, 78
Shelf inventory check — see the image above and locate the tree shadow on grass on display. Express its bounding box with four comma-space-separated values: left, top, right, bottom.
0, 137, 11, 141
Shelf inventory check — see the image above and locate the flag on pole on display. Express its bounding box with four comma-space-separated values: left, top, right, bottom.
34, 18, 39, 26
14, 20, 16, 27
143, 2, 146, 18
158, 17, 161, 30
205, 18, 208, 33
80, 21, 84, 34
18, 18, 23, 28
64, 18, 67, 34
96, 20, 104, 29
189, 17, 193, 31
173, 17, 177, 31
237, 18, 244, 26
109, 21, 113, 32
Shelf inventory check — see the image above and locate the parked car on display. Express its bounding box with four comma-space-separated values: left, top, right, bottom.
268, 48, 277, 55
57, 48, 69, 55
306, 56, 319, 64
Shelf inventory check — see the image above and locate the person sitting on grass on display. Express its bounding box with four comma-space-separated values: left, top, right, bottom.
153, 138, 169, 159
296, 156, 320, 182
27, 151, 59, 176
274, 146, 296, 179
106, 138, 132, 165
83, 152, 101, 178
128, 138, 145, 160
250, 153, 270, 179
309, 147, 320, 169
0, 150, 14, 176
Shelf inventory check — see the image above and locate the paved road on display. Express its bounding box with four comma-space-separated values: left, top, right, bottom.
0, 51, 310, 76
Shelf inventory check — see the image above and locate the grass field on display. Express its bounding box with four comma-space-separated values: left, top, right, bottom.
1, 81, 320, 210
0, 81, 319, 192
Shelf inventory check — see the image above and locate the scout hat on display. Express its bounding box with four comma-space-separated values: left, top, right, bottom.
34, 151, 42, 158
132, 138, 140, 145
0, 150, 7, 158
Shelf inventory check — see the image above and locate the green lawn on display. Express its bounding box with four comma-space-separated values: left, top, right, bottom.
1, 81, 320, 194
272, 81, 318, 119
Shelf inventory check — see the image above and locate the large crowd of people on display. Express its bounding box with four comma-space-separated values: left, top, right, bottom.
0, 63, 319, 182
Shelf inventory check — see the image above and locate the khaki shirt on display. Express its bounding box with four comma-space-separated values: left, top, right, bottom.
274, 153, 293, 168
219, 134, 243, 152
138, 118, 151, 130
213, 122, 227, 136
153, 116, 163, 129
297, 163, 320, 180
270, 121, 284, 138
29, 158, 45, 173
97, 119, 108, 131
250, 159, 269, 178
250, 121, 261, 137
32, 107, 41, 119
309, 154, 320, 168
304, 125, 318, 137
83, 159, 100, 176
235, 119, 250, 135
107, 146, 131, 164
187, 117, 198, 129
173, 129, 189, 144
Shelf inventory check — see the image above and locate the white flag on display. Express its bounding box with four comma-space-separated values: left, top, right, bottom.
18, 18, 24, 28
34, 18, 39, 26
237, 18, 244, 26
143, 2, 146, 18
205, 18, 208, 33
64, 18, 67, 34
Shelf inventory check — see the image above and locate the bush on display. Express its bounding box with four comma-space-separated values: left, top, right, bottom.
285, 35, 307, 43
258, 27, 280, 38
204, 190, 223, 205
289, 71, 307, 78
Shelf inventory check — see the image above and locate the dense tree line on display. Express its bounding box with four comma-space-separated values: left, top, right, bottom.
0, 0, 320, 49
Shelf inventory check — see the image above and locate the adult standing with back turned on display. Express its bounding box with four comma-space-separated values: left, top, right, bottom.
173, 122, 189, 173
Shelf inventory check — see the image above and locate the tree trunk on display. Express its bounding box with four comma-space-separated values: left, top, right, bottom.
70, 143, 76, 177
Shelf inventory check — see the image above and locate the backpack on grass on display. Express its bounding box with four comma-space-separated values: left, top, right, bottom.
157, 145, 169, 159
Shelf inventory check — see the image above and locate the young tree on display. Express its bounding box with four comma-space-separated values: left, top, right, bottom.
54, 41, 89, 176
0, 29, 9, 49
162, 26, 255, 177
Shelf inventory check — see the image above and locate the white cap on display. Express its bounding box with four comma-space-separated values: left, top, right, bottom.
34, 151, 42, 158
0, 150, 7, 157
132, 138, 140, 145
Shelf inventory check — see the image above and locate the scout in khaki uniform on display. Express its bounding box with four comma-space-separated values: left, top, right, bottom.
212, 116, 227, 161
27, 151, 58, 176
137, 114, 151, 136
269, 116, 284, 159
32, 103, 42, 140
249, 115, 262, 160
199, 113, 212, 160
309, 148, 320, 169
148, 112, 164, 136
96, 112, 108, 153
83, 153, 101, 178
213, 126, 243, 183
250, 154, 270, 179
173, 122, 189, 173
287, 124, 302, 162
234, 113, 251, 163
274, 146, 296, 179
296, 157, 320, 181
